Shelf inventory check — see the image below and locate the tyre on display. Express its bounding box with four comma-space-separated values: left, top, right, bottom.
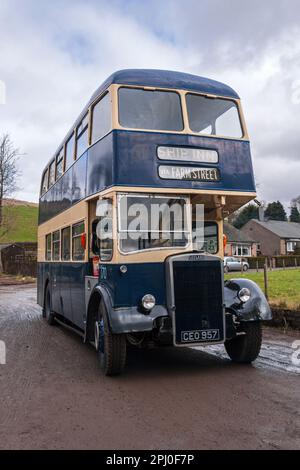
225, 322, 262, 364
243, 264, 248, 272
44, 284, 56, 325
95, 301, 126, 376
224, 265, 229, 274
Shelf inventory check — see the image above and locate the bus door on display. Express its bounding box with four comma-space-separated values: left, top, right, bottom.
69, 221, 88, 330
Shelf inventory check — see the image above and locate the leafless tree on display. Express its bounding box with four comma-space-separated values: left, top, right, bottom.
291, 196, 300, 212
0, 134, 21, 225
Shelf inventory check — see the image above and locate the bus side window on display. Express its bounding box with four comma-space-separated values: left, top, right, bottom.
65, 132, 75, 170
41, 169, 49, 195
45, 234, 52, 260
56, 148, 64, 180
48, 160, 55, 187
72, 221, 85, 261
76, 113, 89, 159
91, 93, 111, 144
52, 230, 60, 261
61, 226, 71, 261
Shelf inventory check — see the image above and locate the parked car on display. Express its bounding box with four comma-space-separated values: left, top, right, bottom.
224, 257, 249, 273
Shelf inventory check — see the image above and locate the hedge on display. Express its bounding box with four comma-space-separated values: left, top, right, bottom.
245, 256, 300, 269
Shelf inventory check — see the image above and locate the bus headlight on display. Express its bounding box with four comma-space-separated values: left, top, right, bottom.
141, 294, 156, 311
238, 288, 251, 303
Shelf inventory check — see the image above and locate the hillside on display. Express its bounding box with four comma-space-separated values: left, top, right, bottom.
0, 199, 38, 243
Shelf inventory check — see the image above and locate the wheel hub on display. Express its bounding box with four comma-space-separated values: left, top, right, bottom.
94, 320, 104, 353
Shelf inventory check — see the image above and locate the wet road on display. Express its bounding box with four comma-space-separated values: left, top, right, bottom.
0, 285, 299, 450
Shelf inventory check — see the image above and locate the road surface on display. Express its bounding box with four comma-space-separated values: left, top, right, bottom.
0, 285, 299, 450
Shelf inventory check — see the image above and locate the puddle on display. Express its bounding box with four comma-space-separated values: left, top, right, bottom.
194, 338, 300, 375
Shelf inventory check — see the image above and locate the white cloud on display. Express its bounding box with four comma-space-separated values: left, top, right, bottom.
0, 0, 300, 212
0, 0, 196, 201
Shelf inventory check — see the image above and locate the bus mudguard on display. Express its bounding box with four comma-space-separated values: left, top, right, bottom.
89, 284, 169, 335
224, 279, 272, 321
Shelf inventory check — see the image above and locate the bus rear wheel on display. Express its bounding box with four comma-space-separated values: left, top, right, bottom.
225, 322, 262, 364
95, 301, 126, 376
44, 284, 56, 326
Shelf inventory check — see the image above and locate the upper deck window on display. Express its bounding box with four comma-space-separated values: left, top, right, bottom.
65, 133, 75, 170
41, 169, 48, 195
186, 94, 243, 139
91, 93, 111, 144
118, 87, 183, 132
56, 148, 64, 180
48, 160, 55, 187
76, 114, 89, 159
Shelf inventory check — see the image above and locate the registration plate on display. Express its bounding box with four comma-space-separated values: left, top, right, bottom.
181, 329, 220, 343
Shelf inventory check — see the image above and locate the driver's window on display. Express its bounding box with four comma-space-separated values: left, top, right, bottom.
91, 218, 100, 255
96, 199, 113, 261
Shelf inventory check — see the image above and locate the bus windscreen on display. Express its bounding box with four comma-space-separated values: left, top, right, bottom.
186, 94, 243, 138
118, 87, 183, 131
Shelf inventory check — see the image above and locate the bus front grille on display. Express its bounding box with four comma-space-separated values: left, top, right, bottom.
171, 258, 225, 345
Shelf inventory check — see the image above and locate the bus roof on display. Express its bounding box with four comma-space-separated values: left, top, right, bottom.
89, 69, 240, 103
43, 69, 240, 171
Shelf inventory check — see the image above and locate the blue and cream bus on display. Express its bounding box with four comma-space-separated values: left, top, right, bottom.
37, 69, 271, 375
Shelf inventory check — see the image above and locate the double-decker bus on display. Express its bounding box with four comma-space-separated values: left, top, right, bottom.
37, 69, 271, 375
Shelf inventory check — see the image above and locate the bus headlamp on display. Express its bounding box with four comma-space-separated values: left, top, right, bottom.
238, 288, 251, 303
141, 294, 156, 311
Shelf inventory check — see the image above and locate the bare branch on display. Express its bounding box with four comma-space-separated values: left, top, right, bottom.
0, 134, 23, 225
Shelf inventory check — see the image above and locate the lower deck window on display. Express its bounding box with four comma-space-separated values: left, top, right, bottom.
52, 231, 60, 261
72, 221, 85, 261
61, 226, 71, 261
45, 234, 52, 260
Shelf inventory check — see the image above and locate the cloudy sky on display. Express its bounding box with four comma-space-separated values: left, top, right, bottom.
1, 0, 300, 211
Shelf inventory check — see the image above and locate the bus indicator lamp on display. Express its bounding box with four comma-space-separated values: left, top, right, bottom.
120, 265, 128, 274
81, 233, 86, 250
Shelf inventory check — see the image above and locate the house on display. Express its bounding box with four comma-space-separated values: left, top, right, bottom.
241, 220, 300, 256
223, 222, 257, 257
0, 242, 37, 276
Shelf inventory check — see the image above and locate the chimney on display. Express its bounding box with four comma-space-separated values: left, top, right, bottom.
258, 207, 265, 222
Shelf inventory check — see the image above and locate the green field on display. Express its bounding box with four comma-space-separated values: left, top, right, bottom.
225, 269, 300, 309
0, 204, 38, 243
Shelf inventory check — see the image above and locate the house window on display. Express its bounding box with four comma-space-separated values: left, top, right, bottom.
232, 244, 251, 257
287, 241, 298, 253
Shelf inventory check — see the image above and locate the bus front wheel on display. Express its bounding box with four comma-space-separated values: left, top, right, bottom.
95, 301, 126, 376
225, 322, 262, 363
